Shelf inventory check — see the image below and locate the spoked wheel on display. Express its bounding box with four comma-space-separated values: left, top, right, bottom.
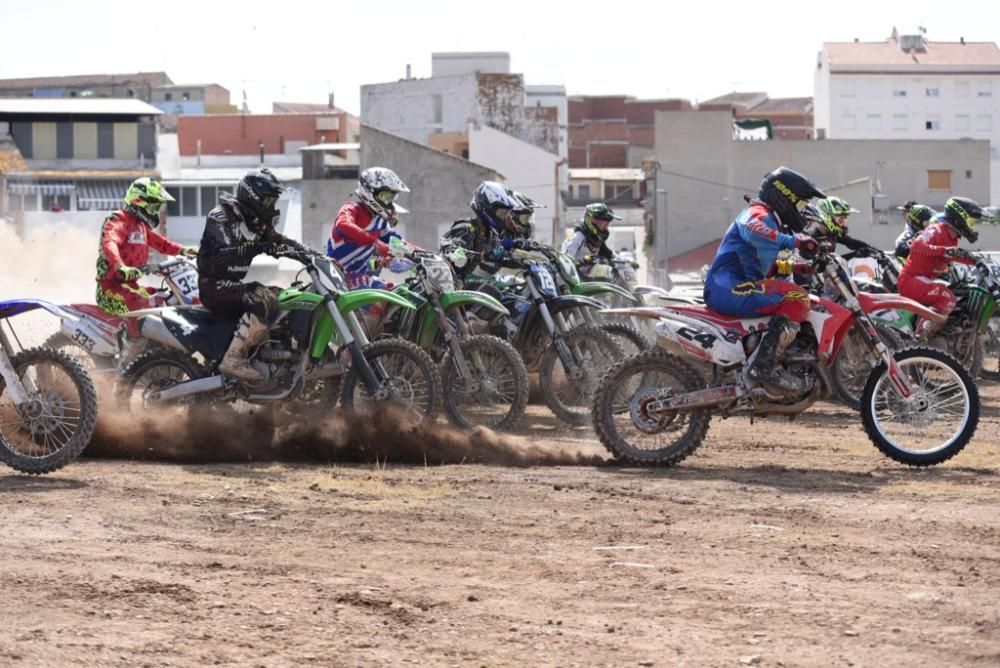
540, 325, 623, 426
592, 349, 710, 467
43, 333, 110, 373
118, 350, 204, 412
861, 346, 979, 466
441, 334, 528, 431
831, 322, 907, 410
0, 348, 98, 474
341, 339, 440, 424
599, 322, 651, 358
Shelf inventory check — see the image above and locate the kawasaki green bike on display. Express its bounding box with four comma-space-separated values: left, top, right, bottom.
117, 248, 439, 423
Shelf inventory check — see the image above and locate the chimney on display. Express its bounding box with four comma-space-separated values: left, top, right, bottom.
960, 36, 965, 45
405, 64, 411, 80
328, 92, 335, 109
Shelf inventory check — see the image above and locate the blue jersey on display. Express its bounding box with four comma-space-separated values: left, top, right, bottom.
704, 204, 797, 291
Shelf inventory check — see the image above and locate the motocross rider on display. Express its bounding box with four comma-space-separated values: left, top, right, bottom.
805, 197, 875, 255
894, 201, 937, 260
197, 168, 310, 385
561, 203, 619, 276
96, 178, 197, 315
703, 167, 824, 393
897, 196, 984, 341
500, 189, 539, 249
326, 167, 410, 289
440, 181, 521, 285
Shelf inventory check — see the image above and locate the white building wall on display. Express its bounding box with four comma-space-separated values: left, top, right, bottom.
816, 54, 1000, 202
468, 124, 566, 246
431, 52, 510, 77
360, 74, 481, 146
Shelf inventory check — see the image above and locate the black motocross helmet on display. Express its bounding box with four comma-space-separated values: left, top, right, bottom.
942, 196, 984, 243
235, 167, 285, 232
757, 166, 826, 233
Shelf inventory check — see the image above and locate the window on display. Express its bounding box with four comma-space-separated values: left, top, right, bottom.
955, 81, 970, 98
200, 186, 218, 214
978, 81, 992, 97
577, 184, 590, 199
842, 113, 857, 131
925, 115, 941, 131
966, 170, 973, 179
431, 94, 442, 124
180, 187, 198, 216
42, 194, 71, 211
840, 79, 856, 97
893, 114, 908, 131
977, 115, 993, 131
166, 193, 180, 217
18, 193, 40, 211
604, 183, 615, 200
925, 87, 940, 97
864, 114, 882, 131
164, 92, 172, 101
955, 114, 971, 131
182, 92, 190, 101
927, 170, 952, 190
892, 81, 907, 97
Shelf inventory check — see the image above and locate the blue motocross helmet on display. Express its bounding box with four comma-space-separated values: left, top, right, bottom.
470, 181, 518, 232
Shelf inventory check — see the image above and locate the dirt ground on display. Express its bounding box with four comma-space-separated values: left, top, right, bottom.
1, 384, 999, 668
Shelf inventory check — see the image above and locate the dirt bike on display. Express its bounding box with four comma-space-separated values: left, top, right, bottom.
532, 244, 650, 356
44, 256, 201, 373
468, 249, 622, 426
593, 248, 980, 468
117, 248, 440, 423
378, 239, 529, 431
0, 300, 98, 473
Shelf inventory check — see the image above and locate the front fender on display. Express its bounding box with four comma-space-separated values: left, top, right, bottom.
546, 294, 608, 316
336, 288, 417, 314
574, 281, 638, 303
439, 290, 509, 316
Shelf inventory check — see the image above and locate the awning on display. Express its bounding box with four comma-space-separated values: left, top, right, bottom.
6, 180, 75, 196
77, 180, 132, 209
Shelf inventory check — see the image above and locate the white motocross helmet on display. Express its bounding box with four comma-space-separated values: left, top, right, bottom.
356, 167, 410, 223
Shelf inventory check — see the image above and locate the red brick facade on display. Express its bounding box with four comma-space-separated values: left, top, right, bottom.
177, 112, 352, 156
568, 96, 693, 168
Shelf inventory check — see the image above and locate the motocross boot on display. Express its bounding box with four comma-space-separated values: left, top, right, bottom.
915, 315, 945, 343
219, 313, 268, 384
745, 315, 805, 394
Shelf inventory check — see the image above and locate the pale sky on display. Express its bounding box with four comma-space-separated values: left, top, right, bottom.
3, 0, 998, 115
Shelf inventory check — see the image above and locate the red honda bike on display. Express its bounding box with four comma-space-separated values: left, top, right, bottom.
592, 249, 979, 467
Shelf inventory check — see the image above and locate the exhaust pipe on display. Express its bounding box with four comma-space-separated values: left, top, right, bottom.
156, 375, 225, 402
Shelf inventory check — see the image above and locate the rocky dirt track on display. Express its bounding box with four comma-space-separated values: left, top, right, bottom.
1, 386, 999, 668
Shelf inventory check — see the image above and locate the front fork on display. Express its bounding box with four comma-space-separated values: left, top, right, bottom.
431, 295, 475, 385
0, 327, 31, 405
328, 300, 384, 396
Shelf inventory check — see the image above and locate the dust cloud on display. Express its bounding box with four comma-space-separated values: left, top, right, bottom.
88, 399, 605, 467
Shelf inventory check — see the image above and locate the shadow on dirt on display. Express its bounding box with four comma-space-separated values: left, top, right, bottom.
598, 463, 999, 495
0, 475, 90, 493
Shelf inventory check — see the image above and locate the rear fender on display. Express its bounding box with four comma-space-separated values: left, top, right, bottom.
653, 315, 746, 366
858, 292, 946, 323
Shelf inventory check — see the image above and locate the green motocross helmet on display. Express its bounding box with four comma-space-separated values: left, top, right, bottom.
815, 196, 859, 236
582, 202, 622, 243
124, 177, 175, 228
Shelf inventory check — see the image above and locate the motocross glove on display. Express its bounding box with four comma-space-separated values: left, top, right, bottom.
118, 265, 142, 282
795, 234, 820, 260
180, 245, 199, 257
945, 247, 970, 259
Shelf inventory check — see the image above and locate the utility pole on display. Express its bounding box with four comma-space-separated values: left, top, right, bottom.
551, 157, 567, 246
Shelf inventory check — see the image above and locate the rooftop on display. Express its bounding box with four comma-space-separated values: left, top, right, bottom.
0, 98, 162, 116
0, 71, 172, 89
825, 36, 1000, 69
